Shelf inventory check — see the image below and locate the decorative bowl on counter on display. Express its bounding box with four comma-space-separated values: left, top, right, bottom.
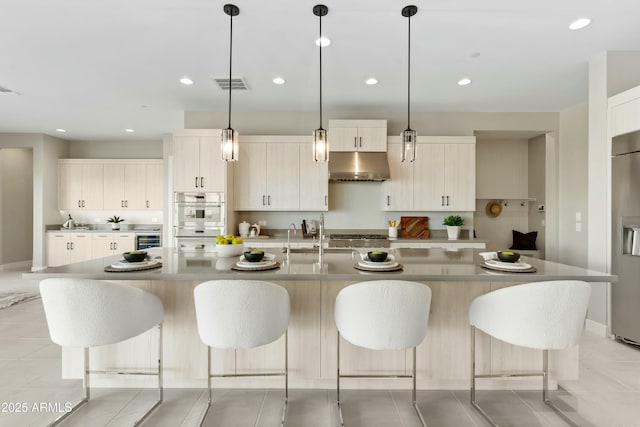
497, 251, 520, 263
367, 251, 388, 262
122, 251, 147, 262
216, 244, 245, 258
243, 250, 265, 262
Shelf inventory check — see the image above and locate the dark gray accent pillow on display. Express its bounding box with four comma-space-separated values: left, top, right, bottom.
510, 230, 537, 250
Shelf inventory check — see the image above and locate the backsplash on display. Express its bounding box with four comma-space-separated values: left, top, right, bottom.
57, 210, 163, 227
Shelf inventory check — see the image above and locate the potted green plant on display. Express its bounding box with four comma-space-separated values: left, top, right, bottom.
443, 215, 464, 240
107, 216, 124, 230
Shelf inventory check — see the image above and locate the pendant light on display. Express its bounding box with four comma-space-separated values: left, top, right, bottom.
221, 4, 240, 162
312, 5, 329, 162
401, 5, 418, 162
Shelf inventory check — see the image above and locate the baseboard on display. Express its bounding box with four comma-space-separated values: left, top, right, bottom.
0, 260, 32, 271
585, 319, 608, 337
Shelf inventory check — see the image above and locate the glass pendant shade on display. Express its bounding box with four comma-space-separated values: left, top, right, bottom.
313, 128, 328, 162
221, 128, 239, 161
401, 128, 416, 162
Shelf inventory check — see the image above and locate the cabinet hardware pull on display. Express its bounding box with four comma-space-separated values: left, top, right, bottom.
325, 195, 328, 206
200, 177, 204, 187
110, 242, 113, 250
446, 195, 449, 206
121, 200, 124, 208
354, 137, 357, 148
441, 196, 444, 206
114, 242, 117, 250
195, 177, 199, 188
387, 195, 391, 206
268, 195, 272, 205
70, 242, 74, 250
82, 200, 85, 207
125, 200, 128, 207
262, 195, 266, 206
359, 136, 362, 147
78, 200, 81, 208
146, 200, 150, 208
66, 242, 70, 250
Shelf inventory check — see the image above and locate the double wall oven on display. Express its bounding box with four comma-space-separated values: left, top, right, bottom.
173, 192, 224, 251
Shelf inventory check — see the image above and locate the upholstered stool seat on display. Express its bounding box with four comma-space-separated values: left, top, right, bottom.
469, 280, 591, 427
334, 280, 432, 427
39, 278, 164, 426
194, 280, 290, 426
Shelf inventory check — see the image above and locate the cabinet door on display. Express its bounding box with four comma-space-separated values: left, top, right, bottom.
81, 164, 104, 209
198, 134, 226, 192
58, 164, 83, 210
383, 143, 414, 210
145, 163, 163, 210
299, 144, 329, 211
329, 127, 358, 152
103, 163, 125, 209
414, 144, 446, 210
113, 233, 135, 253
91, 234, 113, 259
47, 234, 70, 267
358, 127, 387, 152
173, 136, 201, 192
124, 164, 147, 209
267, 143, 300, 210
444, 143, 475, 211
70, 234, 92, 263
234, 144, 268, 210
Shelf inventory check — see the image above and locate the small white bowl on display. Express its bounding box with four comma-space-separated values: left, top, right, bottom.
216, 244, 244, 257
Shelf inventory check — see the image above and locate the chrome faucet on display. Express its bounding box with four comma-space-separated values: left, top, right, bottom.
318, 214, 325, 266
286, 222, 297, 262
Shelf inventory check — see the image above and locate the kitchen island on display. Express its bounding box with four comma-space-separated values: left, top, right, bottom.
28, 248, 615, 390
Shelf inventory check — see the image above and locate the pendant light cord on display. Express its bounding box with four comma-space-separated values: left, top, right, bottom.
319, 13, 323, 129
407, 14, 411, 130
228, 12, 233, 129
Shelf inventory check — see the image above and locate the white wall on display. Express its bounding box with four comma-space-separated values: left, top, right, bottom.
69, 140, 162, 159
528, 135, 546, 258
558, 102, 588, 269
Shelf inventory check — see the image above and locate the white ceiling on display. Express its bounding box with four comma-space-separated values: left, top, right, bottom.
1, 0, 640, 141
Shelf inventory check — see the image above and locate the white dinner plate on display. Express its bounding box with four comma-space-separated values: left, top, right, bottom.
236, 253, 277, 268
110, 260, 160, 269
358, 254, 396, 267
485, 259, 532, 270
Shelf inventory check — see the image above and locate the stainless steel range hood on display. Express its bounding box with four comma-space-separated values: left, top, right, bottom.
328, 152, 390, 182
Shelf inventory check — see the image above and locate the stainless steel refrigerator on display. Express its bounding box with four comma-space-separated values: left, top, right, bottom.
612, 131, 640, 344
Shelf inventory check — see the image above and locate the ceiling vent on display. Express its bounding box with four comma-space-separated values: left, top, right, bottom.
212, 77, 248, 90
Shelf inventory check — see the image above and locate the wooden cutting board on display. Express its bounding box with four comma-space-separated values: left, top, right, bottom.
400, 216, 430, 238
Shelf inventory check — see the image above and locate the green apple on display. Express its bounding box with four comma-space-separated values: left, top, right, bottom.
250, 250, 263, 254
371, 251, 383, 255
232, 237, 243, 245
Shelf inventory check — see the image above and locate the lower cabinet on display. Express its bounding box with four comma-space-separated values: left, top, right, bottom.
47, 233, 93, 267
91, 233, 136, 259
47, 232, 135, 267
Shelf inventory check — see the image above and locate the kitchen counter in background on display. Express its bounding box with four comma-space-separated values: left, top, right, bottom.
46, 224, 162, 232
29, 247, 614, 391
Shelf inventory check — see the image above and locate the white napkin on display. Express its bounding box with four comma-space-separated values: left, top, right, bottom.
478, 251, 498, 261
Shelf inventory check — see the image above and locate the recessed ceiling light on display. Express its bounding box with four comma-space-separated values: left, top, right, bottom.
315, 37, 331, 47
179, 77, 194, 85
458, 78, 472, 86
125, 129, 135, 133
569, 18, 591, 30
55, 128, 66, 133
272, 77, 285, 85
365, 78, 378, 85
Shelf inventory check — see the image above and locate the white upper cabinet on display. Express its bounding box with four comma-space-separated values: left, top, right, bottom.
58, 162, 104, 210
383, 136, 475, 211
234, 137, 300, 210
609, 85, 640, 138
328, 120, 387, 152
173, 130, 225, 192
103, 161, 163, 210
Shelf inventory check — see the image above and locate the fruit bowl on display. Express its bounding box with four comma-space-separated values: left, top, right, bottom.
367, 251, 388, 262
216, 244, 244, 258
497, 251, 520, 263
243, 250, 265, 262
123, 251, 147, 262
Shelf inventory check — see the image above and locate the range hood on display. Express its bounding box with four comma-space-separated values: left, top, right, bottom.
328, 152, 391, 182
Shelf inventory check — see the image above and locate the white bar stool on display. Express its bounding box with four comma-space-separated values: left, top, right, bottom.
334, 280, 432, 427
39, 278, 164, 426
194, 280, 290, 427
469, 280, 591, 427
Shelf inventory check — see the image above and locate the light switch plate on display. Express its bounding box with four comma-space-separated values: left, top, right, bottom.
576, 222, 582, 232
576, 212, 582, 221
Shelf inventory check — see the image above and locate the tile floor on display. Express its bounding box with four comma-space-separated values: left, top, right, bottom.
1, 267, 639, 427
